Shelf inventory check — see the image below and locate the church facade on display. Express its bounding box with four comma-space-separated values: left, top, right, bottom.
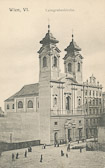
5, 25, 103, 144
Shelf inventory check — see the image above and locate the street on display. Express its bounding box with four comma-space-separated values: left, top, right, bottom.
0, 143, 105, 168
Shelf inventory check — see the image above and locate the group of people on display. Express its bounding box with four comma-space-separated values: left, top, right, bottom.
12, 146, 32, 161
61, 142, 71, 158
11, 145, 44, 163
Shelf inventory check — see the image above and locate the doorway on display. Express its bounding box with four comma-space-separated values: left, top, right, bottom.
68, 129, 71, 141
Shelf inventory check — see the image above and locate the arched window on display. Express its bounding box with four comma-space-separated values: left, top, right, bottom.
54, 56, 57, 67
66, 96, 70, 110
54, 97, 57, 106
12, 104, 14, 109
78, 99, 81, 106
78, 62, 80, 72
43, 56, 47, 67
7, 104, 9, 109
68, 63, 72, 72
18, 101, 23, 108
27, 100, 33, 108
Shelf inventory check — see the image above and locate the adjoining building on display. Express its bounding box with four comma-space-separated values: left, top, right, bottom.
4, 25, 103, 144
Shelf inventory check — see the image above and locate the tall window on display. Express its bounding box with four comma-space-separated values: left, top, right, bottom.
93, 99, 95, 105
12, 104, 14, 109
54, 56, 57, 67
68, 63, 72, 72
43, 56, 47, 67
27, 100, 33, 108
85, 90, 88, 96
18, 101, 23, 108
7, 104, 9, 109
78, 62, 80, 72
54, 97, 57, 106
66, 96, 70, 110
78, 99, 81, 106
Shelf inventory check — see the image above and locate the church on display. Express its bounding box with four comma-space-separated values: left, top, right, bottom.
4, 25, 103, 144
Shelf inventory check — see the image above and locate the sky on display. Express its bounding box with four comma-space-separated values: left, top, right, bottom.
0, 0, 105, 109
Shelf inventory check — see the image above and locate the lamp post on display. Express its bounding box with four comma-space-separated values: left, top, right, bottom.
72, 123, 76, 141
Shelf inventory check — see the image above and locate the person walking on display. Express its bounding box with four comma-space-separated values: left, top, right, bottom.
12, 153, 15, 161
40, 154, 43, 162
16, 153, 19, 159
25, 150, 27, 158
66, 153, 68, 158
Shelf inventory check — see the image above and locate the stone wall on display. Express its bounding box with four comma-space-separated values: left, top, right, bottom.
0, 112, 40, 143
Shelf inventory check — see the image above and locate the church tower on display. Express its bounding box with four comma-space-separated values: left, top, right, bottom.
38, 25, 61, 144
63, 34, 83, 83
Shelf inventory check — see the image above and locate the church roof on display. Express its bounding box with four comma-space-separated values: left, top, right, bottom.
5, 83, 39, 102
40, 25, 59, 45
64, 34, 81, 53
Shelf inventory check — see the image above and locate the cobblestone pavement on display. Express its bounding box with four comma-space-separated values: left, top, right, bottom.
0, 143, 105, 168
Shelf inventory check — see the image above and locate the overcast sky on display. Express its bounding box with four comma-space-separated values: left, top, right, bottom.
0, 0, 105, 109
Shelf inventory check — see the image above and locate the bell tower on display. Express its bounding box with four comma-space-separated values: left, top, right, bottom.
38, 25, 61, 82
63, 34, 83, 83
38, 25, 61, 144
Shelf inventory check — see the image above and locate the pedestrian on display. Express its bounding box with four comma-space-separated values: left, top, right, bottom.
12, 153, 15, 161
44, 144, 46, 149
16, 153, 19, 159
66, 153, 68, 158
61, 150, 64, 156
25, 150, 27, 158
80, 147, 82, 153
67, 144, 70, 152
40, 154, 43, 162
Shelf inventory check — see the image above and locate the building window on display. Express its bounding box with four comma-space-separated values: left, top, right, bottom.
85, 99, 87, 104
54, 97, 57, 106
93, 109, 95, 114
99, 99, 101, 105
100, 109, 102, 114
99, 92, 101, 97
96, 91, 98, 97
96, 99, 98, 105
12, 104, 14, 109
54, 122, 58, 125
90, 108, 91, 114
7, 104, 9, 109
86, 119, 88, 125
54, 56, 57, 67
66, 96, 70, 110
43, 56, 47, 67
89, 90, 91, 96
68, 63, 72, 72
78, 99, 81, 106
79, 120, 81, 123
18, 101, 23, 109
90, 119, 92, 125
85, 90, 88, 96
78, 62, 80, 72
27, 100, 33, 108
38, 101, 39, 108
93, 99, 95, 105
86, 109, 88, 114
93, 91, 95, 97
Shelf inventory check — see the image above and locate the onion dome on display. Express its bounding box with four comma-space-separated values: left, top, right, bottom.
40, 25, 59, 45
